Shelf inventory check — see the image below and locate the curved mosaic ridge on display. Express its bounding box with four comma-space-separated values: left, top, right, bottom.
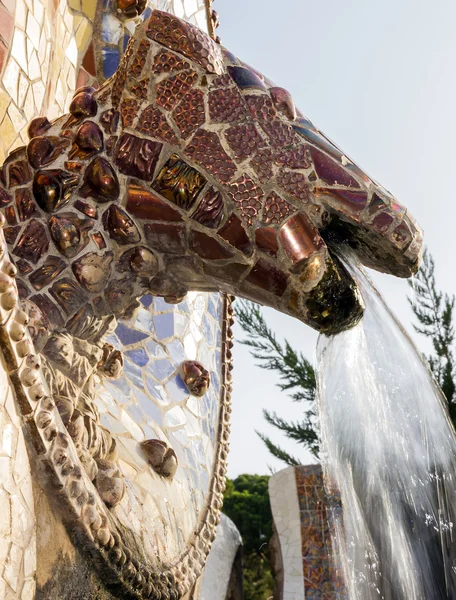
0, 213, 234, 597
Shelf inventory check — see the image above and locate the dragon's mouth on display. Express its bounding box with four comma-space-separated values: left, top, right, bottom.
303, 252, 365, 336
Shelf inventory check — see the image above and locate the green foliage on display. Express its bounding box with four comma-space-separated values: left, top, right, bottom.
223, 475, 274, 600
408, 249, 456, 423
235, 300, 320, 461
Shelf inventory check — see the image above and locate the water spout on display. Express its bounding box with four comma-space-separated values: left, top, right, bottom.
317, 259, 456, 599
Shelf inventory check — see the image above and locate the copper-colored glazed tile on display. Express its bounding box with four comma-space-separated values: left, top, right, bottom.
186, 129, 236, 184
245, 258, 288, 296
92, 232, 106, 249
224, 123, 264, 160
64, 162, 84, 173
217, 213, 252, 255
262, 192, 292, 225
4, 205, 15, 224
74, 199, 97, 219
144, 222, 187, 254
103, 205, 141, 245
173, 89, 205, 139
100, 109, 120, 135
31, 293, 64, 328
208, 73, 233, 90
29, 255, 67, 291
80, 157, 119, 202
189, 230, 236, 260
114, 133, 162, 181
153, 49, 190, 74
50, 278, 88, 316
105, 136, 118, 156
270, 87, 296, 120
33, 169, 79, 212
82, 43, 96, 77
131, 40, 149, 78
126, 181, 183, 222
120, 98, 139, 128
260, 120, 299, 148
279, 213, 325, 266
275, 146, 312, 170
8, 160, 33, 187
308, 146, 359, 188
27, 117, 52, 140
153, 154, 206, 210
72, 251, 113, 293
277, 171, 310, 203
130, 78, 148, 100
111, 43, 135, 109
16, 188, 37, 221
255, 227, 278, 256
5, 225, 20, 245
250, 148, 274, 184
137, 105, 178, 144
228, 174, 264, 227
146, 10, 224, 75
156, 70, 198, 111
69, 91, 97, 119
13, 219, 49, 263
0, 186, 11, 207
15, 259, 32, 274
245, 94, 277, 121
190, 188, 224, 229
208, 86, 249, 123
27, 136, 69, 169
69, 121, 104, 159
117, 0, 146, 19
49, 212, 92, 258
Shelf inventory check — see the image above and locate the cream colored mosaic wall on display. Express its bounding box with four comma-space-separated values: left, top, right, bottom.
0, 352, 36, 600
0, 0, 208, 161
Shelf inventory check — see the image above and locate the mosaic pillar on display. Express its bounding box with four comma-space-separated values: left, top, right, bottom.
269, 465, 347, 600
200, 514, 243, 600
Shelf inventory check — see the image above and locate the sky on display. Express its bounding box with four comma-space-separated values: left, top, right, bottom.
217, 0, 456, 477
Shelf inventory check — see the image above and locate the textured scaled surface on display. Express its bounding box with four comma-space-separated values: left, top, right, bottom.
96, 291, 224, 556
0, 2, 423, 598
269, 465, 347, 600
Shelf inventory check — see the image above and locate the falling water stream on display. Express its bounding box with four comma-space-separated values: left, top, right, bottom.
317, 259, 456, 599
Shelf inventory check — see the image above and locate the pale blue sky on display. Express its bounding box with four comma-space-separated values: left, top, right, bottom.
217, 0, 456, 477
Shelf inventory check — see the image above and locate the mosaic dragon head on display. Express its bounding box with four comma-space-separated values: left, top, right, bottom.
0, 7, 423, 598
2, 9, 422, 340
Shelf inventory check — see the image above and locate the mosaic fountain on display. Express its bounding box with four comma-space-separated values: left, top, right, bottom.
0, 0, 427, 598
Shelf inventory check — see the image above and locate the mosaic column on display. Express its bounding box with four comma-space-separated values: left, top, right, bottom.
269, 465, 347, 600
